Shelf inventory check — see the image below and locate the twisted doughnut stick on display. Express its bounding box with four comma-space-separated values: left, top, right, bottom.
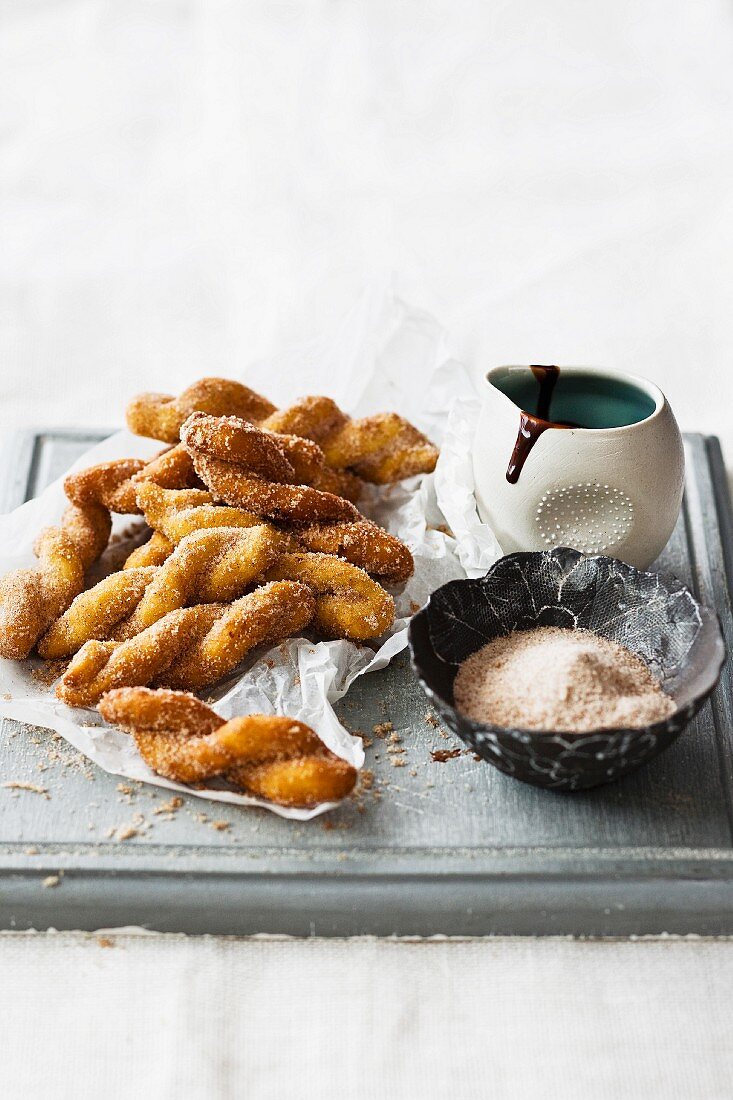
0, 448, 183, 659
254, 430, 362, 501
38, 524, 284, 658
0, 503, 111, 660
126, 378, 277, 444
294, 521, 413, 584
123, 531, 175, 569
64, 444, 200, 516
131, 483, 414, 583
98, 687, 357, 806
38, 565, 157, 659
261, 395, 439, 484
126, 376, 438, 484
264, 552, 393, 641
182, 412, 360, 525
56, 580, 315, 706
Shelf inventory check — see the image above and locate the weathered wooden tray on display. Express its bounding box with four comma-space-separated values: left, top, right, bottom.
0, 430, 732, 936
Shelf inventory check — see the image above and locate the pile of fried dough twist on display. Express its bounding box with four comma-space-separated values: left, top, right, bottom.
0, 377, 438, 805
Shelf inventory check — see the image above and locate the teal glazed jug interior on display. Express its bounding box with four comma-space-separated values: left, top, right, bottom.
495, 369, 657, 429
472, 366, 685, 569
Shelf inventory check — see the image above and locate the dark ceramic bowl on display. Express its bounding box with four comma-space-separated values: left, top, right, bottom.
408, 547, 725, 791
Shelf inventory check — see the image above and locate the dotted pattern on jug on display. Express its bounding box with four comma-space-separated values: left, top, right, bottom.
535, 484, 634, 555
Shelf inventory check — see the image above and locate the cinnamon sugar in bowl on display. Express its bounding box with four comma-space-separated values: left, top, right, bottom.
408, 548, 724, 791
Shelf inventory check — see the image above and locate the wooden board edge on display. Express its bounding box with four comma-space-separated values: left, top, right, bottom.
2, 866, 733, 936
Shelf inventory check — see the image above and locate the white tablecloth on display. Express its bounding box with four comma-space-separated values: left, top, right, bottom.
1, 932, 732, 1099
2, 2, 733, 1097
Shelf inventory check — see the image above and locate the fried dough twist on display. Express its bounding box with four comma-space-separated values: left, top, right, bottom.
126, 378, 277, 444
39, 524, 283, 658
98, 687, 357, 806
261, 395, 438, 484
57, 580, 315, 706
264, 552, 393, 641
0, 447, 182, 657
126, 376, 438, 484
182, 412, 360, 525
129, 482, 413, 584
0, 503, 111, 660
64, 444, 200, 517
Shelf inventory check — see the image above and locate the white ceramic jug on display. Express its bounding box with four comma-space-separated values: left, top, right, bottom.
472, 366, 685, 569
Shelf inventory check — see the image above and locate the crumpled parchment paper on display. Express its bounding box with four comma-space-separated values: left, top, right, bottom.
0, 288, 501, 818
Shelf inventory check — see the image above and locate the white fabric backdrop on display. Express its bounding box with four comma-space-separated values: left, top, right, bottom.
2, 2, 733, 1097
1, 932, 732, 1100
1, 1, 732, 451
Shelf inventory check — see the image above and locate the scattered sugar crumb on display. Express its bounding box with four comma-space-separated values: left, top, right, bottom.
153, 796, 183, 815
116, 825, 138, 841
29, 660, 68, 687
97, 937, 114, 948
1, 781, 49, 797
42, 875, 60, 888
372, 722, 393, 738
210, 820, 229, 831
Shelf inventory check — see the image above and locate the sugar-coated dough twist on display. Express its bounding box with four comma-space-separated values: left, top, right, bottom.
57, 580, 315, 706
265, 552, 394, 641
98, 687, 357, 806
39, 524, 284, 658
64, 444, 200, 516
262, 395, 439, 483
182, 412, 360, 524
126, 376, 438, 484
126, 378, 277, 444
0, 503, 111, 660
293, 520, 413, 584
134, 484, 260, 548
123, 531, 175, 569
38, 565, 157, 659
131, 483, 413, 583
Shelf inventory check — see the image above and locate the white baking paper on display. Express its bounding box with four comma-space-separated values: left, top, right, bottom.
0, 288, 498, 818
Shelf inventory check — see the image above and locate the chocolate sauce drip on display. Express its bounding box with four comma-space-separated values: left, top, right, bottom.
506, 365, 576, 484
531, 364, 560, 420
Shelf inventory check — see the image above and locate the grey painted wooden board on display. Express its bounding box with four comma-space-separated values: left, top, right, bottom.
1, 430, 733, 935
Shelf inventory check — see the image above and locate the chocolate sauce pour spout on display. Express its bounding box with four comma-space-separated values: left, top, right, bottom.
506, 365, 575, 484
